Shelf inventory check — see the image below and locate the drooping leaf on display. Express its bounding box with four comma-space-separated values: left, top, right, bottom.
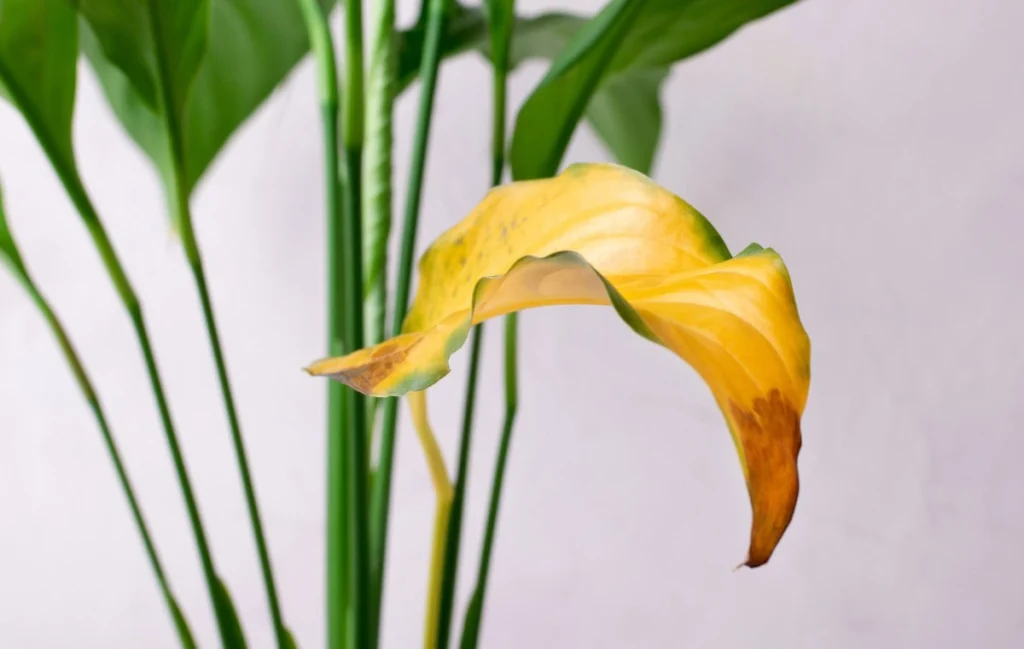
78, 0, 330, 199
395, 5, 665, 174
0, 0, 79, 172
509, 0, 802, 180
309, 164, 811, 567
213, 576, 248, 649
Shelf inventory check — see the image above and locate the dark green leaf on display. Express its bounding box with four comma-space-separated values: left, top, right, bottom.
80, 22, 177, 194
509, 0, 801, 180
213, 577, 248, 649
79, 0, 330, 197
508, 0, 642, 180
183, 0, 328, 191
0, 0, 79, 171
76, 0, 207, 118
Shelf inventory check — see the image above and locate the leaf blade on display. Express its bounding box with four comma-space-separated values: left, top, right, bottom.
308, 164, 810, 567
0, 0, 79, 170
79, 0, 331, 196
509, 0, 802, 180
585, 67, 668, 175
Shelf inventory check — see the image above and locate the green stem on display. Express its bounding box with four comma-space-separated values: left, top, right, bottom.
294, 1, 354, 647
362, 0, 397, 510
459, 315, 518, 649
178, 207, 287, 648
434, 323, 483, 649
369, 0, 450, 644
1, 49, 227, 649
0, 240, 195, 647
436, 22, 513, 640
70, 169, 229, 648
342, 0, 372, 647
458, 5, 517, 647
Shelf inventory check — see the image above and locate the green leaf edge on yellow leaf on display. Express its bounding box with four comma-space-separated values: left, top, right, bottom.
308, 162, 811, 568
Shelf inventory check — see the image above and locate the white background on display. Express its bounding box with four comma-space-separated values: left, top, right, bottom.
2, 0, 1023, 647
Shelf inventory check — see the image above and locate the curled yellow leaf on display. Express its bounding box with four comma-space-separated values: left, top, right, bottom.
308, 163, 811, 567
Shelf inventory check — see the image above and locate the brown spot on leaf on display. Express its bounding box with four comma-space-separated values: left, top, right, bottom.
334, 342, 409, 394
728, 389, 802, 568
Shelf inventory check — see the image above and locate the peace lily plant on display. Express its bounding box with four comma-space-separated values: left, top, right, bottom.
0, 0, 809, 648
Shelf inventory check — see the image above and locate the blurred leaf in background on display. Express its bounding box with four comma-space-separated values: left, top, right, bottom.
396, 3, 669, 175
398, 0, 799, 178
0, 0, 79, 173
78, 0, 333, 207
510, 0, 801, 180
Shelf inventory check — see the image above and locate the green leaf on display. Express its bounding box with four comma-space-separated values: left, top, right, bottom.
509, 0, 802, 180
585, 67, 668, 174
213, 576, 249, 649
168, 595, 200, 649
75, 0, 206, 205
395, 5, 665, 175
0, 0, 79, 171
79, 0, 330, 198
396, 7, 583, 92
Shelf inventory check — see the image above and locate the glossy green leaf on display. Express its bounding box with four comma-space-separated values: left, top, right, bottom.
213, 577, 248, 649
396, 4, 666, 174
509, 0, 801, 180
79, 0, 329, 198
0, 0, 79, 171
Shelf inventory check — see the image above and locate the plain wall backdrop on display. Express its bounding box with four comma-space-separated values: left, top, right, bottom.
2, 0, 1022, 647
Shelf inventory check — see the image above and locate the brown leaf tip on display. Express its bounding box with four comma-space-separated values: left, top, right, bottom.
729, 389, 802, 568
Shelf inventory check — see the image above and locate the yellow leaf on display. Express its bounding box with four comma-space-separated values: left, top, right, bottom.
308, 163, 811, 567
